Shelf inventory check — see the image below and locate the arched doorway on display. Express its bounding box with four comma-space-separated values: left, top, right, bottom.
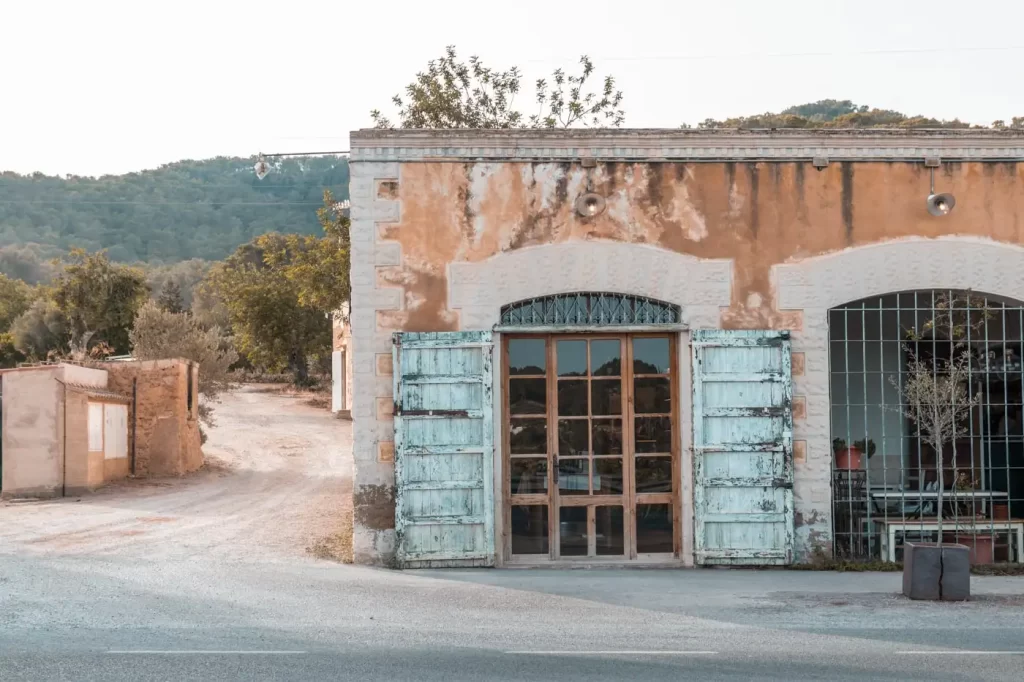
499, 292, 683, 564
829, 290, 1024, 565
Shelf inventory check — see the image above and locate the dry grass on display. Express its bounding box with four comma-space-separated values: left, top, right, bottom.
307, 508, 354, 564
971, 563, 1024, 576
302, 395, 331, 410
789, 551, 1024, 576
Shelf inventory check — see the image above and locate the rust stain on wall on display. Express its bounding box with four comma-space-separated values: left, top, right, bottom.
376, 161, 1024, 331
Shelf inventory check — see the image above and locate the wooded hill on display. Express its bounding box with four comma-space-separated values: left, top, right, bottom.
0, 156, 350, 282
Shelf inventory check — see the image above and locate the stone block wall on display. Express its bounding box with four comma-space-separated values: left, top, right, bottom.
102, 359, 202, 477
350, 161, 402, 563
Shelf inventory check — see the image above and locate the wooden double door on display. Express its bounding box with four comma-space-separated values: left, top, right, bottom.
503, 333, 680, 561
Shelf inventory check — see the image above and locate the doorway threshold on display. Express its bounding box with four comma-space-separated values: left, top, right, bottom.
504, 557, 689, 569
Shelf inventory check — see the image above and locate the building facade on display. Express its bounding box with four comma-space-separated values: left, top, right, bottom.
348, 129, 1024, 567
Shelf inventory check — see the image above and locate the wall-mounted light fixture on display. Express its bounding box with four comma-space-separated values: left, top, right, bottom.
575, 158, 606, 217
575, 192, 606, 217
926, 164, 955, 217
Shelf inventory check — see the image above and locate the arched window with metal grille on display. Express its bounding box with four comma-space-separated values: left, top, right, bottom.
499, 293, 681, 328
829, 289, 1024, 566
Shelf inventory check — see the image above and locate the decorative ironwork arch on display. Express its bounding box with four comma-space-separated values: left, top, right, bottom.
499, 292, 681, 327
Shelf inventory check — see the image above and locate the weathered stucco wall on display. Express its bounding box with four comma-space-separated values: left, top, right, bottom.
0, 367, 63, 498
350, 133, 1024, 565
103, 359, 202, 477
62, 364, 108, 389
376, 161, 1024, 331
63, 390, 99, 495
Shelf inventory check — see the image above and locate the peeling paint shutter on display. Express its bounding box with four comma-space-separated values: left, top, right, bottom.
692, 330, 794, 565
393, 331, 494, 567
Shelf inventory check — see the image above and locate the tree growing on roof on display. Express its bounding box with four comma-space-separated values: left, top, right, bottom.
371, 46, 625, 129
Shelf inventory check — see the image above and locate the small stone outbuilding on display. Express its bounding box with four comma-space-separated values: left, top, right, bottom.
0, 358, 202, 498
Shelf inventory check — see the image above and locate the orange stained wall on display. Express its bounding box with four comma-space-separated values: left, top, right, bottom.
374, 161, 1024, 332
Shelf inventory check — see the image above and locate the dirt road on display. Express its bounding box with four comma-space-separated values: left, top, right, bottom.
0, 384, 352, 561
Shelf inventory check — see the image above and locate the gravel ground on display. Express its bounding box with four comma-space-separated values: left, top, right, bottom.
0, 384, 353, 562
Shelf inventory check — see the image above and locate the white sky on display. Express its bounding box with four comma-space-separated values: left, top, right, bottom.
3, 0, 1023, 176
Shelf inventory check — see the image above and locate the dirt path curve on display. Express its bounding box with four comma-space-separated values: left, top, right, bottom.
0, 384, 352, 562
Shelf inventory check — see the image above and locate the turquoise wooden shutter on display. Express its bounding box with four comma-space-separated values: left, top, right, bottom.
393, 331, 495, 567
692, 330, 794, 565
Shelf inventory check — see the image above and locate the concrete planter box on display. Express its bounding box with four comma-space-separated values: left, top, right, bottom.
902, 542, 970, 601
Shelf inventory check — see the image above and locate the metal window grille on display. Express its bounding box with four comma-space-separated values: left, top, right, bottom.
829, 290, 1024, 565
500, 293, 681, 327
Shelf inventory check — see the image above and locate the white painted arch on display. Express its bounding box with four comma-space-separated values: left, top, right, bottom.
775, 236, 1024, 314
448, 240, 733, 330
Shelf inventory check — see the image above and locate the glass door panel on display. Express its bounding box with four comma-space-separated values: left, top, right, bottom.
631, 335, 676, 556
506, 334, 677, 561
553, 337, 629, 558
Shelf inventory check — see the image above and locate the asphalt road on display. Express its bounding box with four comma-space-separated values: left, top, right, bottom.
2, 555, 1024, 681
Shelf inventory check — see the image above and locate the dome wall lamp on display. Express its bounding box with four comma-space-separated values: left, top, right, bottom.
926, 166, 955, 217
575, 192, 606, 217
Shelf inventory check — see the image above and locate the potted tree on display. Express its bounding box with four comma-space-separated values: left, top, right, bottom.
942, 473, 995, 565
892, 293, 987, 600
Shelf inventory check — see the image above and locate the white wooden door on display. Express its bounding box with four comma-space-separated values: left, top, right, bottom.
692, 330, 794, 565
393, 331, 495, 567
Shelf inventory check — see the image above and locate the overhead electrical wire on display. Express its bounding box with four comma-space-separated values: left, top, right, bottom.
520, 44, 1024, 64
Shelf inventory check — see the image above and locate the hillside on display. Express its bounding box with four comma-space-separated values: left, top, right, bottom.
0, 156, 349, 282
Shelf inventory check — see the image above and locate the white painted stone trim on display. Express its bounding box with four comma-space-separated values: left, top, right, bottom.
350, 130, 1024, 162
448, 241, 733, 330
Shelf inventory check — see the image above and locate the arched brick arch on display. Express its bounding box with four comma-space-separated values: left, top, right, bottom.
448, 241, 734, 329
